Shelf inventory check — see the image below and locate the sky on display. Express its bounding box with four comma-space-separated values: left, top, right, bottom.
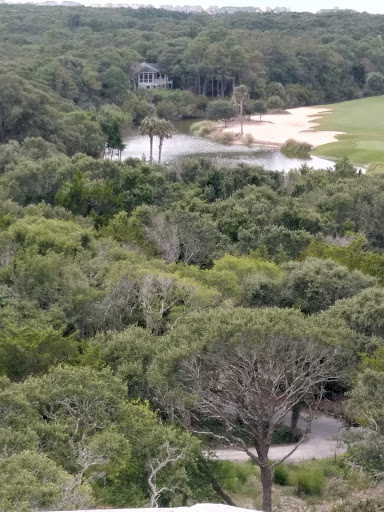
279, 0, 384, 12
8, 0, 384, 14
103, 0, 382, 12
105, 0, 383, 13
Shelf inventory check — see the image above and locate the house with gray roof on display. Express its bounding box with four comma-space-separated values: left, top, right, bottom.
135, 62, 173, 90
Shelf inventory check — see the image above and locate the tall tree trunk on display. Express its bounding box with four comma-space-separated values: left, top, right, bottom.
197, 457, 237, 507
260, 463, 273, 512
198, 70, 201, 95
291, 402, 302, 439
240, 102, 244, 135
149, 135, 153, 164
211, 76, 214, 97
254, 438, 273, 512
158, 137, 164, 164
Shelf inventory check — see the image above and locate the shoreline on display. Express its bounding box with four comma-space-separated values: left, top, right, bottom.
222, 106, 345, 148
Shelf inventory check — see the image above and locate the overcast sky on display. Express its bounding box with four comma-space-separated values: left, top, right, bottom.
9, 0, 384, 14
118, 0, 383, 13
171, 0, 383, 13
111, 0, 382, 12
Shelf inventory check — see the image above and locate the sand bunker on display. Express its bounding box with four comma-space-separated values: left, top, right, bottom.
224, 106, 345, 147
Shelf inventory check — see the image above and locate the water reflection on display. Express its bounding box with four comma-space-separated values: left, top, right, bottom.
121, 121, 335, 172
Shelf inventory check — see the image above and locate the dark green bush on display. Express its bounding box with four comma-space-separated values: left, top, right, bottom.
272, 424, 301, 444
273, 463, 290, 486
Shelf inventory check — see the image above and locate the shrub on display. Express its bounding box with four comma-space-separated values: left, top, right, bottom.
272, 424, 301, 444
364, 71, 384, 96
273, 459, 342, 495
210, 460, 258, 493
267, 95, 285, 111
332, 500, 383, 512
210, 131, 235, 145
273, 464, 291, 486
190, 120, 216, 137
206, 100, 237, 126
315, 458, 345, 478
281, 138, 312, 158
243, 133, 254, 146
294, 467, 325, 496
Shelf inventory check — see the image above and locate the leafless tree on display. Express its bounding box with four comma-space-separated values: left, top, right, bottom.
98, 270, 220, 335
0, 238, 16, 268
147, 441, 184, 508
145, 213, 180, 263
180, 333, 338, 512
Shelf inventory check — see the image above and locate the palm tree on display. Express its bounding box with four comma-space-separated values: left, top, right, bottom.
156, 119, 174, 165
139, 116, 158, 163
233, 85, 249, 135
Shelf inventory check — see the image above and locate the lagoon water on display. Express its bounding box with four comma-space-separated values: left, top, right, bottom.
121, 120, 334, 171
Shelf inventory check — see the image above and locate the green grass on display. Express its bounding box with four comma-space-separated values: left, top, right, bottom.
312, 95, 384, 165
272, 459, 345, 498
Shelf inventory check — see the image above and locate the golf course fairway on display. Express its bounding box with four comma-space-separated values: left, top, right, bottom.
312, 95, 384, 167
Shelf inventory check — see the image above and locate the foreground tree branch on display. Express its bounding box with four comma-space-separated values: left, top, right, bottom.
147, 441, 185, 508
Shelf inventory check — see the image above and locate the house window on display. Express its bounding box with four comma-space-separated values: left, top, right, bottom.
139, 73, 154, 83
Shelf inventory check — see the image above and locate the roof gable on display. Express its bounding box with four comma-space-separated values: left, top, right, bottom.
138, 62, 160, 73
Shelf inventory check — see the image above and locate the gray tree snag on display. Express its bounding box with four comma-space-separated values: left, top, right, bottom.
147, 441, 184, 508
233, 85, 249, 135
180, 332, 337, 512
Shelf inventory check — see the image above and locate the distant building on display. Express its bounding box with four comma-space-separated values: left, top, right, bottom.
135, 62, 173, 90
206, 5, 262, 13
181, 5, 204, 12
316, 6, 359, 12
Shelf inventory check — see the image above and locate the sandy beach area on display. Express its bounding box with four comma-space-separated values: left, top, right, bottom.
224, 106, 345, 147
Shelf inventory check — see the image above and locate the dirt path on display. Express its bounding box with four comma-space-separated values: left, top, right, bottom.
210, 414, 348, 463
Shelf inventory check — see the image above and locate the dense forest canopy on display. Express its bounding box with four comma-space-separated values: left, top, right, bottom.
2, 6, 384, 125
3, 5, 384, 512
2, 5, 384, 157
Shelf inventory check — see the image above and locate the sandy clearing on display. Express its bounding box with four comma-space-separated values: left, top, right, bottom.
224, 107, 345, 148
